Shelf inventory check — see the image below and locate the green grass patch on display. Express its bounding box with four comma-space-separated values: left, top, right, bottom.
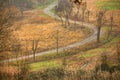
30, 60, 61, 71
34, 51, 69, 62
51, 7, 56, 13
30, 37, 119, 71
34, 0, 56, 9
78, 37, 119, 59
78, 48, 105, 58
79, 53, 96, 58
96, 0, 120, 10
104, 38, 119, 47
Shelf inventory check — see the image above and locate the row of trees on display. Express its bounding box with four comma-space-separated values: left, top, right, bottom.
56, 0, 90, 29
56, 0, 117, 43
96, 0, 120, 43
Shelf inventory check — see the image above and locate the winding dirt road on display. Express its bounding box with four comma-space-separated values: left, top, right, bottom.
1, 1, 99, 63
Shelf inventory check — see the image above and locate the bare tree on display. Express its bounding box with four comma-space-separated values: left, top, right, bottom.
56, 30, 59, 54
85, 9, 90, 23
96, 10, 106, 43
81, 2, 87, 28
74, 5, 80, 28
31, 40, 39, 61
107, 12, 113, 41
55, 8, 64, 26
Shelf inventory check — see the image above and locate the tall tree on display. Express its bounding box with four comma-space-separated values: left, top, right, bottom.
81, 2, 87, 28
107, 12, 113, 41
96, 10, 106, 43
74, 5, 80, 28
56, 30, 59, 54
31, 40, 39, 61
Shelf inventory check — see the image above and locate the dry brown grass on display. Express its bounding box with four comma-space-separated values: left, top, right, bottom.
0, 66, 18, 77
12, 10, 91, 53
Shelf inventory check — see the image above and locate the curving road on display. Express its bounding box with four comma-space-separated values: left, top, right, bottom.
1, 1, 99, 63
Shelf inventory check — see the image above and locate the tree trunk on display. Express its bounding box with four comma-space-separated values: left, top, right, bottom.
33, 50, 36, 61
82, 8, 85, 29
107, 14, 113, 41
74, 6, 80, 29
32, 40, 39, 61
97, 26, 101, 43
56, 30, 59, 55
96, 10, 106, 43
59, 16, 64, 26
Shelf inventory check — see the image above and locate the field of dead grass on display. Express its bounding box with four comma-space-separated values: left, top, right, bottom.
12, 10, 92, 54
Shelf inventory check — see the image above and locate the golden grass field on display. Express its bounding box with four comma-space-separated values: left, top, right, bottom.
12, 10, 92, 53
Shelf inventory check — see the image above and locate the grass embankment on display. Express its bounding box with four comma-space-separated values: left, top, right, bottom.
29, 37, 119, 71
1, 37, 119, 80
30, 60, 62, 71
